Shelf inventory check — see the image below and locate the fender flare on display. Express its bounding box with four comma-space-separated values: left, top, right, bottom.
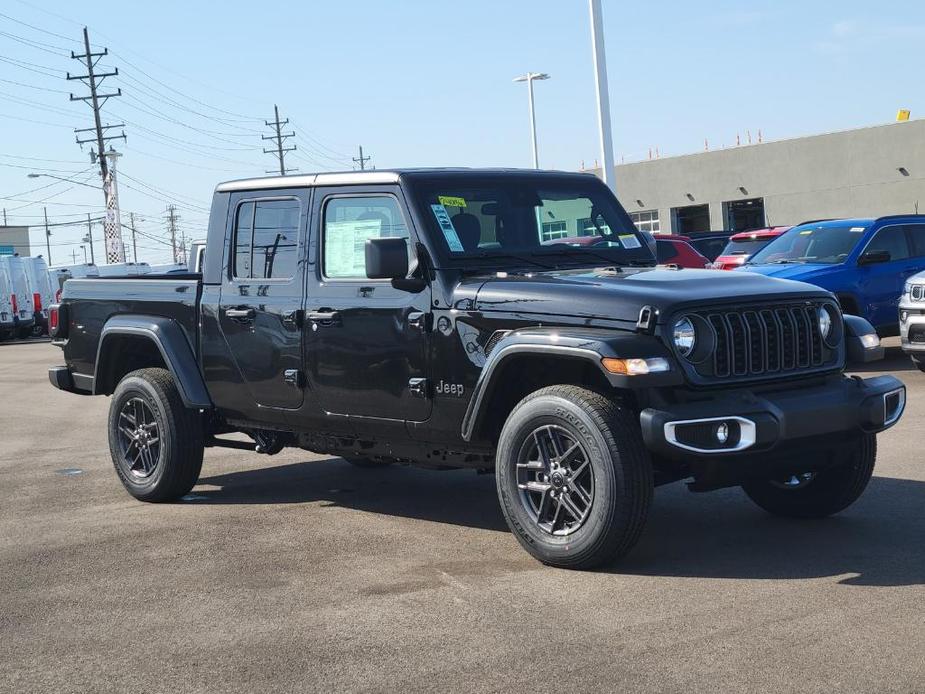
94, 315, 212, 408
459, 327, 680, 442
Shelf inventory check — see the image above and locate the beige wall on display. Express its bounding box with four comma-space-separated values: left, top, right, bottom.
0, 226, 31, 256
592, 120, 925, 232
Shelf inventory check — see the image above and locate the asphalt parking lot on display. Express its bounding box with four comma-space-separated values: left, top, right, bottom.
1, 340, 923, 693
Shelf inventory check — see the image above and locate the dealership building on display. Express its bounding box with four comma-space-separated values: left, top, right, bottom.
593, 119, 925, 235
0, 226, 31, 256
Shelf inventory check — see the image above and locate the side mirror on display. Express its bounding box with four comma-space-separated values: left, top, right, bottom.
858, 249, 890, 266
365, 237, 409, 280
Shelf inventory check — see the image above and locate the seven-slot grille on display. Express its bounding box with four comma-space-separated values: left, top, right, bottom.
691, 303, 834, 380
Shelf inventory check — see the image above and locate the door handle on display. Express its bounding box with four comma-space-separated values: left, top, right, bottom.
307, 310, 339, 322
282, 309, 303, 329
407, 311, 430, 330
225, 307, 256, 321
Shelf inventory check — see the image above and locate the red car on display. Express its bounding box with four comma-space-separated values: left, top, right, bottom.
712, 227, 792, 269
655, 236, 710, 268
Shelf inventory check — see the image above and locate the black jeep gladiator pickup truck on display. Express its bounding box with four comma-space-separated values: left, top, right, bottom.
48, 168, 906, 569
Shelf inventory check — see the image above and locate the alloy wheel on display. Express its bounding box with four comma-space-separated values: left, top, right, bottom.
116, 397, 161, 478
515, 424, 595, 536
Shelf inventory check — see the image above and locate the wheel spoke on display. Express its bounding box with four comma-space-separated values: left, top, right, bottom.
518, 480, 552, 493
559, 442, 581, 466
516, 460, 545, 471
569, 481, 592, 506
535, 490, 552, 523
533, 430, 552, 468
120, 411, 136, 427
559, 492, 586, 523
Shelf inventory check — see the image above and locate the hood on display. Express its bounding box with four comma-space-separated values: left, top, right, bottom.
737, 262, 836, 281
459, 267, 832, 324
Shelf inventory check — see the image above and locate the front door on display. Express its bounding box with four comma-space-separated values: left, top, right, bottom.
305, 187, 432, 423
217, 191, 308, 411
859, 224, 923, 330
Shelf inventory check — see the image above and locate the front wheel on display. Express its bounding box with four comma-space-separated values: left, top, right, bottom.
108, 367, 204, 502
495, 385, 653, 570
741, 434, 876, 518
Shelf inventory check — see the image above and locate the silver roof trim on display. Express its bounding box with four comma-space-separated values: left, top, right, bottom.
216, 171, 401, 192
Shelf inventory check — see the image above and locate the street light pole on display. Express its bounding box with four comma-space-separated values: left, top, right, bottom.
513, 72, 550, 169
589, 0, 616, 191
43, 206, 51, 264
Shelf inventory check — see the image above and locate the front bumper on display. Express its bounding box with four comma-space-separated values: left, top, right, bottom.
899, 302, 925, 354
641, 374, 904, 459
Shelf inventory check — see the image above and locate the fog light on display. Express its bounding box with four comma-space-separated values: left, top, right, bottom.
901, 311, 909, 323
860, 333, 880, 349
715, 422, 729, 444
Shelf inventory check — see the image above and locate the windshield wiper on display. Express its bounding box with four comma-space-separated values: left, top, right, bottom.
531, 246, 620, 267
465, 251, 557, 270
769, 258, 805, 264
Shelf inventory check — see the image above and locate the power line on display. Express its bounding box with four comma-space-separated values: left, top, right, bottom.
263, 104, 297, 176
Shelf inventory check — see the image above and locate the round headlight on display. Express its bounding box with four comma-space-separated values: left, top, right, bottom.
673, 317, 696, 358
817, 306, 832, 341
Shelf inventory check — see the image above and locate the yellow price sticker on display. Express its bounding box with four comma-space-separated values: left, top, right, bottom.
438, 195, 467, 208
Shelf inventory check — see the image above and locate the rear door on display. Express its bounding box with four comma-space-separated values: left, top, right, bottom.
217, 190, 309, 410
304, 186, 432, 423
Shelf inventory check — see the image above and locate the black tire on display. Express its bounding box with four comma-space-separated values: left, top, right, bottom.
343, 456, 393, 468
16, 327, 31, 339
495, 385, 653, 570
108, 367, 204, 502
742, 434, 876, 518
911, 355, 925, 373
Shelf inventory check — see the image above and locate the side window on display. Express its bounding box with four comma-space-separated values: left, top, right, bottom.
233, 199, 300, 280
323, 196, 409, 279
905, 224, 925, 258
656, 240, 678, 263
865, 225, 910, 262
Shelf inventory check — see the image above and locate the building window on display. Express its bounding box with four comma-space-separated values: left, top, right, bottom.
540, 220, 568, 241
630, 210, 660, 234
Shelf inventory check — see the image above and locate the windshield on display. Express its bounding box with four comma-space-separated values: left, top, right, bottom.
748, 224, 868, 265
722, 238, 775, 256
411, 177, 654, 268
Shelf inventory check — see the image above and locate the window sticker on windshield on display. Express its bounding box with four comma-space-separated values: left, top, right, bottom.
618, 234, 641, 249
438, 195, 467, 208
850, 227, 865, 232
430, 204, 465, 252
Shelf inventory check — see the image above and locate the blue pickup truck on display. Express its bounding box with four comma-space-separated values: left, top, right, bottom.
739, 216, 925, 335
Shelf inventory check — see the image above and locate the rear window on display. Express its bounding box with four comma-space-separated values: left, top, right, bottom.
722, 238, 774, 255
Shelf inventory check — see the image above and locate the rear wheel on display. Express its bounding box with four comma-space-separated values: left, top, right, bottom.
495, 385, 653, 570
741, 434, 876, 518
108, 367, 204, 502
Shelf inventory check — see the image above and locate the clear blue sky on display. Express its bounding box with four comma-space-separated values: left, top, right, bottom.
1, 0, 923, 264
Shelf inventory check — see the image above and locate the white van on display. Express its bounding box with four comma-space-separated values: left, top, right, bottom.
0, 256, 35, 338
189, 239, 206, 273
50, 263, 100, 303
22, 256, 55, 335
96, 262, 151, 277
0, 259, 16, 339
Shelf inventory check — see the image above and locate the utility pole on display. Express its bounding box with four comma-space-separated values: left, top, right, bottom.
83, 213, 95, 264
68, 26, 126, 263
262, 104, 297, 176
70, 249, 78, 264
353, 145, 371, 171
101, 149, 125, 262
589, 0, 616, 192
128, 212, 138, 263
166, 205, 180, 264
179, 227, 187, 266
2, 209, 6, 225
43, 207, 52, 264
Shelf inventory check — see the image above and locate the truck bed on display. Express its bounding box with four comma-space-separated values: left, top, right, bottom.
59, 276, 202, 379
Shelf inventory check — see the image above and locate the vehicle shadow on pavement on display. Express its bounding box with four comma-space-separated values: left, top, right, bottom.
620, 475, 925, 586
196, 458, 509, 532
197, 460, 923, 585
